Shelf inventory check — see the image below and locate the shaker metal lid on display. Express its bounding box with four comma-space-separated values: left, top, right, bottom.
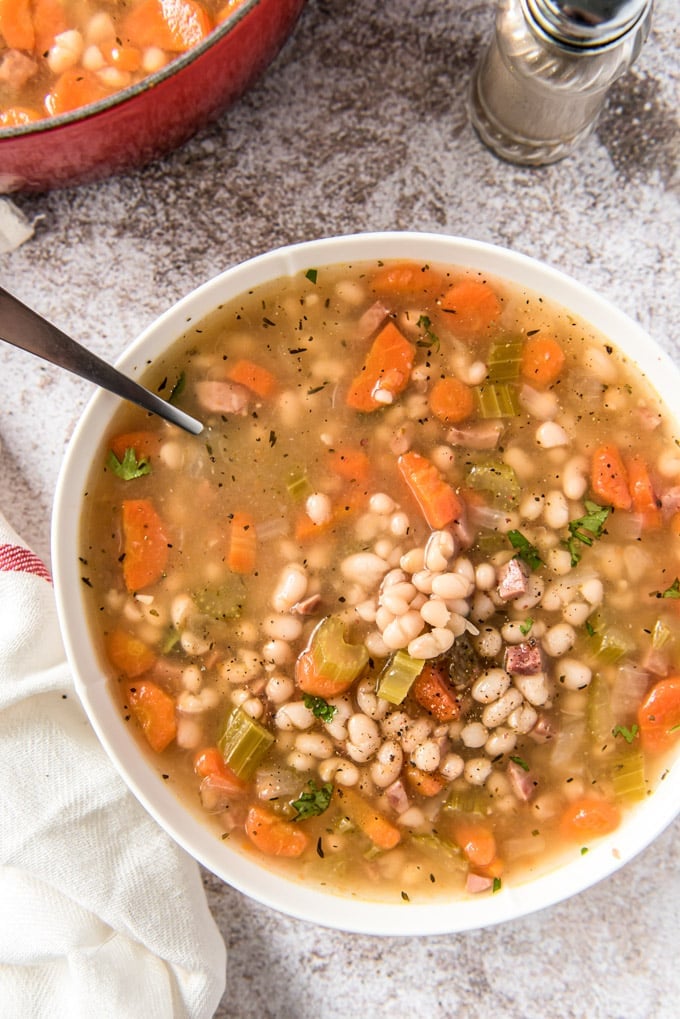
526, 0, 652, 46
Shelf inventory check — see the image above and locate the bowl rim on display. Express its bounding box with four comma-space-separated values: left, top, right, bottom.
0, 0, 269, 139
51, 231, 680, 936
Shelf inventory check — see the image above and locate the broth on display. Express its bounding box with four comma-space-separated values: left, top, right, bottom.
79, 259, 680, 902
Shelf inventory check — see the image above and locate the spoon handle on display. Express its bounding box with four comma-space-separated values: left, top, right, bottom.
0, 287, 203, 435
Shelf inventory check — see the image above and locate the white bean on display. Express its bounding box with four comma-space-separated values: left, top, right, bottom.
356, 678, 390, 720
271, 563, 308, 612
47, 30, 84, 74
424, 530, 455, 572
411, 739, 441, 772
381, 711, 410, 739
262, 639, 293, 666
563, 455, 589, 500
400, 547, 425, 573
439, 753, 465, 780
542, 622, 576, 657
431, 571, 470, 600
181, 665, 203, 693
474, 626, 503, 659
461, 722, 488, 748
481, 688, 524, 728
265, 674, 295, 704
365, 630, 390, 657
180, 630, 211, 656
177, 688, 219, 714
557, 657, 592, 691
347, 713, 381, 756
513, 673, 550, 706
420, 597, 451, 628
262, 614, 303, 642
412, 569, 435, 594
295, 732, 334, 758
241, 697, 264, 720
398, 807, 427, 828
382, 610, 425, 649
318, 758, 360, 787
562, 601, 592, 626
407, 627, 454, 659
485, 727, 517, 757
581, 577, 604, 605
544, 490, 570, 529
341, 552, 389, 586
475, 562, 496, 591
176, 716, 203, 749
370, 740, 404, 787
536, 421, 569, 448
400, 717, 433, 753
464, 757, 493, 786
287, 750, 316, 772
507, 703, 538, 733
275, 700, 315, 730
390, 512, 411, 537
472, 668, 511, 704
369, 493, 396, 514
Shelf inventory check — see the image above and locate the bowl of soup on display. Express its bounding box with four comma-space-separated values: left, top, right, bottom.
52, 232, 680, 935
0, 0, 306, 193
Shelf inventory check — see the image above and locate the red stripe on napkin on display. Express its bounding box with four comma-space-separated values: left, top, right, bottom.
0, 544, 52, 583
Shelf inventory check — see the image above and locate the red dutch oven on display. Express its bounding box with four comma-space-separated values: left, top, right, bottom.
0, 0, 306, 194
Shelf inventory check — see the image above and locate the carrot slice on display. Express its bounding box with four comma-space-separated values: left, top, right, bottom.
413, 662, 460, 722
228, 511, 256, 573
440, 278, 501, 336
227, 358, 277, 399
590, 443, 632, 510
637, 676, 680, 754
121, 498, 169, 591
110, 430, 162, 462
244, 804, 308, 858
327, 447, 371, 484
559, 796, 621, 841
44, 68, 114, 117
335, 787, 401, 850
0, 106, 41, 127
0, 0, 34, 50
403, 764, 445, 798
627, 456, 662, 529
429, 376, 475, 424
520, 335, 565, 388
106, 628, 157, 677
346, 321, 415, 413
450, 817, 497, 868
397, 449, 463, 529
122, 0, 212, 52
193, 747, 248, 791
127, 679, 177, 752
32, 0, 68, 54
371, 261, 444, 296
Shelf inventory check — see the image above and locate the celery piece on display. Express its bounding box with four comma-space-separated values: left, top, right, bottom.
486, 339, 523, 383
376, 650, 425, 705
194, 576, 245, 621
443, 787, 491, 815
467, 459, 520, 509
587, 672, 614, 746
587, 614, 635, 664
474, 382, 520, 418
287, 469, 313, 501
309, 616, 369, 687
217, 706, 274, 779
610, 750, 647, 802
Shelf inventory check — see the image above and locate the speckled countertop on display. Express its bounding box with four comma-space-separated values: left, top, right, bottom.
2, 2, 679, 1016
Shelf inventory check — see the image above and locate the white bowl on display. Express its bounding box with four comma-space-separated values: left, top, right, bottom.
52, 232, 680, 936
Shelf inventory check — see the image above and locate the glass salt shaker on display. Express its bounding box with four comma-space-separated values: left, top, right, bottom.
468, 0, 654, 165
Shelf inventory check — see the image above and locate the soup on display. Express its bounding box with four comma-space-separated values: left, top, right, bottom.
0, 0, 245, 127
79, 258, 680, 902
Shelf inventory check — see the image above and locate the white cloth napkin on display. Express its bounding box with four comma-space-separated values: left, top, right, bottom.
0, 510, 226, 1018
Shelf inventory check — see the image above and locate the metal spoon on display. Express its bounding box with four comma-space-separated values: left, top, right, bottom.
0, 286, 203, 435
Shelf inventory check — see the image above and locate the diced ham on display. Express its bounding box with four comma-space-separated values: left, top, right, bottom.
506, 758, 536, 802
466, 872, 494, 894
447, 421, 504, 450
504, 639, 543, 676
0, 50, 38, 90
195, 379, 250, 415
357, 300, 390, 339
384, 778, 410, 814
496, 557, 529, 601
290, 593, 323, 616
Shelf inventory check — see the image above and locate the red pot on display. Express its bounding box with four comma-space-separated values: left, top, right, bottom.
0, 0, 306, 194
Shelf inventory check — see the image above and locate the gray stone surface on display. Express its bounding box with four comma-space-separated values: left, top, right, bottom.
1, 1, 679, 1016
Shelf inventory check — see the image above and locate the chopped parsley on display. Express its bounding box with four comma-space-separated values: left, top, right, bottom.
303, 693, 337, 723
107, 447, 151, 481
305, 268, 318, 284
650, 577, 680, 599
510, 754, 530, 772
416, 314, 440, 351
519, 617, 534, 636
169, 372, 186, 403
291, 780, 333, 821
507, 530, 542, 570
612, 723, 639, 744
564, 500, 610, 566
492, 877, 502, 893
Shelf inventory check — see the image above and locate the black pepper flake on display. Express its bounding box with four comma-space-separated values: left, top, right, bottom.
81, 576, 93, 587
401, 890, 410, 902
269, 430, 277, 447
316, 837, 325, 859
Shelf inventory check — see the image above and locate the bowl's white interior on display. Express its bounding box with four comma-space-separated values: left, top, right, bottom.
52, 232, 680, 935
